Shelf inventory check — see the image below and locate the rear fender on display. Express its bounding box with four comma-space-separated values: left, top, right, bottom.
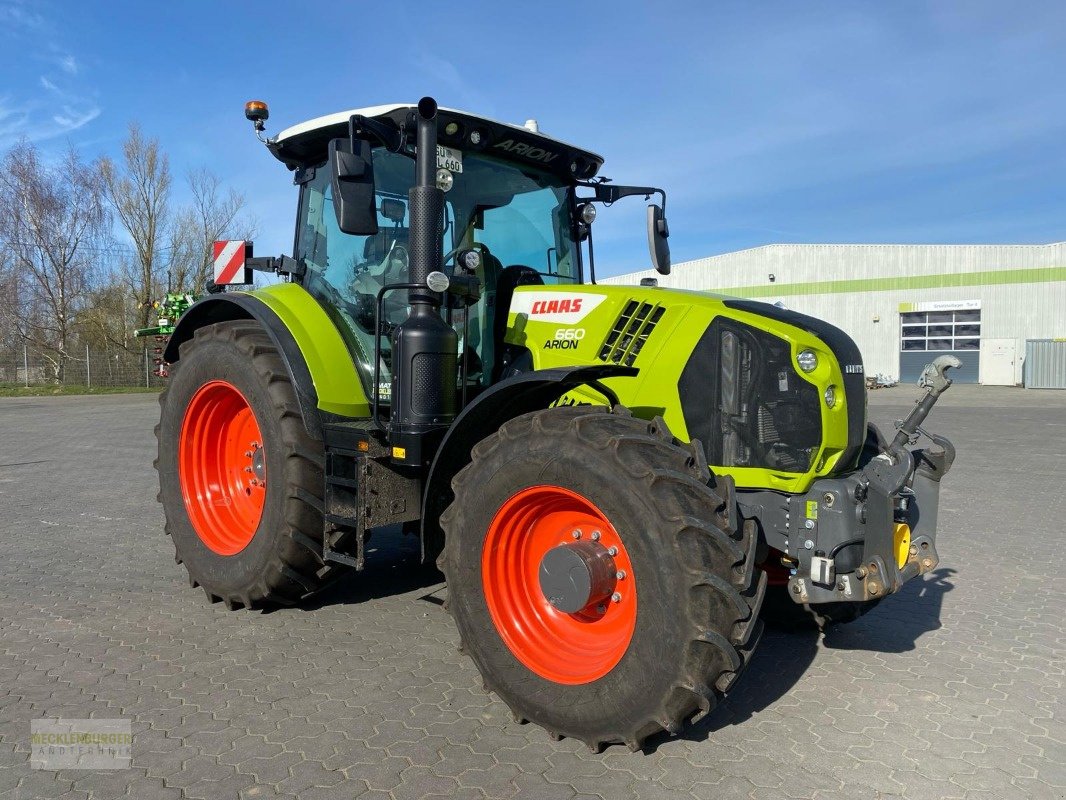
164, 284, 368, 440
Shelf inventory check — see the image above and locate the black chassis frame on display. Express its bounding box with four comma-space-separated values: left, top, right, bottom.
738, 421, 954, 605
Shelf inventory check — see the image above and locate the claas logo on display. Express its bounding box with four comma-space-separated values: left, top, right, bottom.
530, 298, 583, 315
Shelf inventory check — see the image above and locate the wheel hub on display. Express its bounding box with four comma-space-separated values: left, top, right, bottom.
539, 541, 616, 613
250, 444, 266, 483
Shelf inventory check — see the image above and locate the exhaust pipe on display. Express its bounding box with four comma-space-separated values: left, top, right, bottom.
388, 97, 458, 464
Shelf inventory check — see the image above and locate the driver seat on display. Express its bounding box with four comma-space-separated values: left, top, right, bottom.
491, 265, 543, 382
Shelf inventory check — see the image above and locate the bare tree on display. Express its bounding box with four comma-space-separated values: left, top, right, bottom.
100, 124, 171, 328
76, 279, 134, 352
0, 140, 109, 380
168, 168, 256, 294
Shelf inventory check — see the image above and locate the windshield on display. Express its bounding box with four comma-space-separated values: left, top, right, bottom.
295, 147, 578, 402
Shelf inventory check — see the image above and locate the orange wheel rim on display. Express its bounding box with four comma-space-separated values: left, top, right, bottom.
482, 485, 637, 685
178, 381, 266, 556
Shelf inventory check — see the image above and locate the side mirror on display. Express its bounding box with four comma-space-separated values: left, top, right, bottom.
647, 204, 671, 275
328, 137, 378, 236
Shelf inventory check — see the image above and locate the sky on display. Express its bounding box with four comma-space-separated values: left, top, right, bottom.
1, 0, 1064, 278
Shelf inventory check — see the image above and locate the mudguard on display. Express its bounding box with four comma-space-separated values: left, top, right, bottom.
164, 284, 369, 440
421, 364, 638, 559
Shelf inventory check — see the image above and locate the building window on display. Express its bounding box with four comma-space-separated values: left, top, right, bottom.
900, 310, 981, 351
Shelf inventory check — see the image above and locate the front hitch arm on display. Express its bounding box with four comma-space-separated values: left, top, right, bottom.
888, 355, 961, 460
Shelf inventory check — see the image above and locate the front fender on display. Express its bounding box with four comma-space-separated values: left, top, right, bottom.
420, 364, 638, 560
164, 284, 368, 439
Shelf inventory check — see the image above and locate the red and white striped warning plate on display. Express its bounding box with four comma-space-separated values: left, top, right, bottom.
212, 240, 247, 285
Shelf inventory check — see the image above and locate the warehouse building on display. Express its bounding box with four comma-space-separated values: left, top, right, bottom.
602, 242, 1066, 386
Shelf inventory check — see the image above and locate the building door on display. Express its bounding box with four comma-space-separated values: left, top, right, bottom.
898, 304, 981, 384
979, 339, 1017, 385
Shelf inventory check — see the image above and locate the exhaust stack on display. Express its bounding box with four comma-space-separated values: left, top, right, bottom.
388, 97, 458, 464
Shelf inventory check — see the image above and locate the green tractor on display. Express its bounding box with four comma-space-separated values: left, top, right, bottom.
156, 97, 958, 751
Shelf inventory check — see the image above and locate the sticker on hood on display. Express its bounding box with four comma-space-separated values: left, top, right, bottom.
508, 291, 607, 325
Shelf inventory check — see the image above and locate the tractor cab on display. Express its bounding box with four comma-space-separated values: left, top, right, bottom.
268, 105, 608, 400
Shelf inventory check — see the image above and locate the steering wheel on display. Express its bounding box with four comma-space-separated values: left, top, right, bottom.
382, 243, 409, 282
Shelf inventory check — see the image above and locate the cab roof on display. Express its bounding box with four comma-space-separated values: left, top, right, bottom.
267, 103, 604, 182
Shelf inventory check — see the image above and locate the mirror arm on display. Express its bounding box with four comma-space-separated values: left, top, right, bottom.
348, 114, 403, 153
577, 182, 667, 211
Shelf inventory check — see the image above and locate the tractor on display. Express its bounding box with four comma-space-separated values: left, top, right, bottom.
155, 96, 958, 751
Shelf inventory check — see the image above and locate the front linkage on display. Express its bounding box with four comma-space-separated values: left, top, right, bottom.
742, 356, 960, 610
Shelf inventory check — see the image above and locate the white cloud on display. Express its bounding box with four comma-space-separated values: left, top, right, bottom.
59, 54, 78, 75
52, 105, 100, 131
0, 93, 101, 149
0, 2, 44, 30
39, 76, 58, 92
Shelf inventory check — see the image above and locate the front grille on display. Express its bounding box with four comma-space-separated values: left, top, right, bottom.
680, 319, 821, 472
723, 298, 867, 472
598, 301, 664, 366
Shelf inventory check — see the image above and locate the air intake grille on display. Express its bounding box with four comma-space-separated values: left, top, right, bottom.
598, 301, 664, 366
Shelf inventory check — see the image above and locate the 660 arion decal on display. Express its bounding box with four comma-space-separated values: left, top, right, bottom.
508, 291, 606, 324
212, 240, 249, 285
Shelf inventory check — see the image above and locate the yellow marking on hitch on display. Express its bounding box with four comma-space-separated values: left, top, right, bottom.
894, 523, 912, 569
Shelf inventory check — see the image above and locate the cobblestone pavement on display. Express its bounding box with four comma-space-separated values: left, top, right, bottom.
0, 386, 1063, 799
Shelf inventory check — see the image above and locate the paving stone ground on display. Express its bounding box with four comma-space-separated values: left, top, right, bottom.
0, 385, 1063, 799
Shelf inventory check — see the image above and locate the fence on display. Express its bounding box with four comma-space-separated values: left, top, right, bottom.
0, 343, 168, 389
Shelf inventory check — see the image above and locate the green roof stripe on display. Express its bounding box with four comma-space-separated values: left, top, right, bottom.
716, 265, 1066, 299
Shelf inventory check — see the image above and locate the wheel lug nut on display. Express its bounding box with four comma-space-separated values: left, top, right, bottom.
611, 592, 622, 603
607, 546, 618, 556
571, 530, 581, 540
244, 451, 252, 458
591, 530, 601, 541
615, 570, 626, 580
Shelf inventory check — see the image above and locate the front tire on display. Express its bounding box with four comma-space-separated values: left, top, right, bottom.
439, 406, 765, 751
156, 321, 343, 609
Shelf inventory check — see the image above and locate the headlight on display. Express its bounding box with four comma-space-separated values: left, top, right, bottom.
578, 203, 597, 224
824, 385, 837, 408
797, 349, 818, 373
435, 168, 454, 192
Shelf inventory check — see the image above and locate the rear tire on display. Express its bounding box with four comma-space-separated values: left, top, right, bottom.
156, 321, 344, 609
439, 406, 765, 751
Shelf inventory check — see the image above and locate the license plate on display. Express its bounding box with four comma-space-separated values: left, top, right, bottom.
437, 145, 463, 173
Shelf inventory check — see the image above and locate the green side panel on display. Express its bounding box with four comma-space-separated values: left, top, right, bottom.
245, 283, 370, 418
505, 285, 853, 493
716, 264, 1066, 299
